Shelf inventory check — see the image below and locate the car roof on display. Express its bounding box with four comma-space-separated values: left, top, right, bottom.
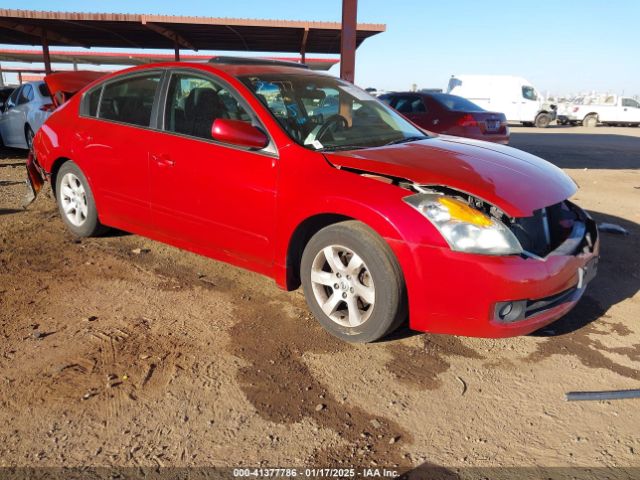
107, 61, 330, 80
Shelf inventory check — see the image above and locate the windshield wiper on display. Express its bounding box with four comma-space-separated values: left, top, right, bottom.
316, 145, 365, 152
384, 136, 428, 146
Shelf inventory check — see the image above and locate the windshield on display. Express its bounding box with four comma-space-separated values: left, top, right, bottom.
239, 73, 430, 151
431, 93, 484, 112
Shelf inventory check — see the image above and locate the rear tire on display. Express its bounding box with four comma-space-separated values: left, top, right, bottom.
300, 221, 407, 343
25, 125, 34, 151
55, 161, 107, 237
583, 114, 598, 128
535, 113, 551, 128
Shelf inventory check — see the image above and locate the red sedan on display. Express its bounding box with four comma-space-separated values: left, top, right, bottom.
26, 60, 598, 343
379, 92, 510, 144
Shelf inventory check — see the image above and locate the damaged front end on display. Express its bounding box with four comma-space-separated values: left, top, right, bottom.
23, 152, 46, 208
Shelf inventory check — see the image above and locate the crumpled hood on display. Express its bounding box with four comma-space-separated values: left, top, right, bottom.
324, 135, 577, 217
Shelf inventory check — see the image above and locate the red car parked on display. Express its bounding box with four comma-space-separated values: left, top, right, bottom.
379, 92, 510, 144
27, 60, 598, 343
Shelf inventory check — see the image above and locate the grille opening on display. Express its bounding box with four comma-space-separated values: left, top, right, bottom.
509, 201, 577, 257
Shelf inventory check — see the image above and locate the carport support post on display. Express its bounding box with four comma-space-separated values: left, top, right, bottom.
18, 72, 23, 85
174, 42, 180, 61
340, 0, 357, 83
42, 30, 52, 75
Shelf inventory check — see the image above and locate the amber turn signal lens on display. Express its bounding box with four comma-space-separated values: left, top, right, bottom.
438, 197, 493, 227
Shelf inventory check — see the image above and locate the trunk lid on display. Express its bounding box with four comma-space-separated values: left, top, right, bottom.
45, 71, 106, 106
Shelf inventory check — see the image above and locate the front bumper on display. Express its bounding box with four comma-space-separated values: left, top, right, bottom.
404, 208, 599, 337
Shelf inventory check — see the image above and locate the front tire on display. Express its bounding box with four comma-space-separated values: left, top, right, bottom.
55, 161, 106, 237
300, 221, 407, 343
535, 113, 551, 128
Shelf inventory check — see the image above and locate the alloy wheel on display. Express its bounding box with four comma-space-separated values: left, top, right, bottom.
310, 244, 375, 328
60, 172, 88, 226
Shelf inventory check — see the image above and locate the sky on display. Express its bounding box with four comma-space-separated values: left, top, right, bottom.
1, 0, 638, 96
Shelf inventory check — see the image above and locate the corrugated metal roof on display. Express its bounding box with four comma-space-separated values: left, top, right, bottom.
0, 9, 385, 53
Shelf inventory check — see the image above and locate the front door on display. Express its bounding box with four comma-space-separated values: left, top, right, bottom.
149, 70, 278, 268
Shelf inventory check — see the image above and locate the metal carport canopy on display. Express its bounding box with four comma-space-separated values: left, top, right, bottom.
0, 9, 384, 54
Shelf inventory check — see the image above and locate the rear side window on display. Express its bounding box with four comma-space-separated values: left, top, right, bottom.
99, 73, 161, 127
164, 73, 252, 140
522, 86, 538, 101
18, 84, 33, 105
431, 93, 484, 112
394, 96, 426, 113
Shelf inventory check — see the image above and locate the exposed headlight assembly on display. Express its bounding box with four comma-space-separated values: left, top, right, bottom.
404, 194, 523, 255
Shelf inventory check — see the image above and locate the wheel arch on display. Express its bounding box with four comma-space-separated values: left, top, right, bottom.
280, 202, 417, 292
49, 157, 72, 199
283, 213, 354, 290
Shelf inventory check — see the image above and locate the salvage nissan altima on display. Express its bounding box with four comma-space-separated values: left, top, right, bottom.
26, 59, 599, 343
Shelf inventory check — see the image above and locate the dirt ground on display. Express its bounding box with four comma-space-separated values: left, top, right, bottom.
0, 126, 639, 476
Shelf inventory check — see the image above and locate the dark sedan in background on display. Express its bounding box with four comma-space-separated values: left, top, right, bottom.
380, 92, 509, 144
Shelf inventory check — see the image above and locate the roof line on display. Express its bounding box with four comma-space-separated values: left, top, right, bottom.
0, 9, 386, 32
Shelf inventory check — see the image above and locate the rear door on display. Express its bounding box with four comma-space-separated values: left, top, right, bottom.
74, 71, 163, 229
148, 69, 278, 268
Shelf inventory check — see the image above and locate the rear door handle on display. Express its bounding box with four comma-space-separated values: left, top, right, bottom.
74, 132, 93, 143
151, 153, 175, 167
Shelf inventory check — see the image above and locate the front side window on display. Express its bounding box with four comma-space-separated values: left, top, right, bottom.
241, 74, 430, 151
522, 86, 538, 101
5, 87, 20, 111
99, 73, 161, 127
622, 98, 640, 108
164, 73, 252, 140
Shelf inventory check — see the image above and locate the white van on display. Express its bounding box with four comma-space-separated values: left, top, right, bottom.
447, 75, 554, 127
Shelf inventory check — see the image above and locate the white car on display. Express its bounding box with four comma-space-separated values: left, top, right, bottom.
0, 81, 53, 149
447, 75, 555, 127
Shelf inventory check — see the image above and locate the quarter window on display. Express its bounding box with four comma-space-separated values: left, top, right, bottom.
98, 73, 161, 127
164, 73, 252, 140
85, 87, 102, 117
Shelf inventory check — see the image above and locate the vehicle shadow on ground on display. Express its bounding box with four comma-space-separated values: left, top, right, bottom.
531, 210, 639, 337
0, 208, 24, 216
510, 132, 640, 169
0, 147, 26, 161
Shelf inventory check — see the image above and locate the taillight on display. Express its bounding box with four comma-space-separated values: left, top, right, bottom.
456, 114, 478, 127
40, 103, 55, 112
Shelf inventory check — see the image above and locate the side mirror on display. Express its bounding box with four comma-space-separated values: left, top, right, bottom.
211, 119, 269, 150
